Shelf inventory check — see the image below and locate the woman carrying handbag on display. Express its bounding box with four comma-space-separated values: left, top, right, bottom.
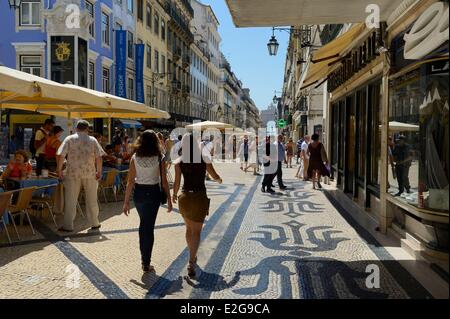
123, 130, 172, 273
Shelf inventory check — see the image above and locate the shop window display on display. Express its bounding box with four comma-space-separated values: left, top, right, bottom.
388, 60, 449, 212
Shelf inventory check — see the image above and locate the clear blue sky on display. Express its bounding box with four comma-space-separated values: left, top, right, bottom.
200, 0, 289, 110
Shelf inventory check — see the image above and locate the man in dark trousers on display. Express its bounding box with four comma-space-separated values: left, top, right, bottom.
273, 134, 287, 190
261, 136, 277, 193
393, 135, 413, 196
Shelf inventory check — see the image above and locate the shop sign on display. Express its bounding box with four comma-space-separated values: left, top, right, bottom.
51, 36, 75, 84
404, 2, 449, 60
327, 27, 384, 93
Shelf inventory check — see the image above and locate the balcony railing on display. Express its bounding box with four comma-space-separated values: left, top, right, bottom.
173, 46, 182, 60
182, 85, 190, 96
172, 80, 182, 92
182, 55, 190, 68
165, 2, 194, 42
179, 0, 194, 17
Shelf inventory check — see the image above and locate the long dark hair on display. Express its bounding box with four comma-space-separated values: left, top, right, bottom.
134, 130, 161, 158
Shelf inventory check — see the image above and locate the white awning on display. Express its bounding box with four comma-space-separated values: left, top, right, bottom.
225, 0, 405, 27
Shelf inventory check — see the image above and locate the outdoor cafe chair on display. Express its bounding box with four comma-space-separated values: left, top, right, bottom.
30, 184, 59, 228
99, 169, 119, 203
7, 187, 37, 240
0, 191, 16, 244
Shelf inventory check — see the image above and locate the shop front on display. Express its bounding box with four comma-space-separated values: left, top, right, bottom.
325, 25, 385, 221
384, 0, 449, 254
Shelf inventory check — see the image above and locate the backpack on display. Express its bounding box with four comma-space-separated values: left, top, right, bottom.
29, 128, 44, 158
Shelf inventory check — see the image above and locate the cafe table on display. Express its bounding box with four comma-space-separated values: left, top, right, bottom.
7, 177, 59, 195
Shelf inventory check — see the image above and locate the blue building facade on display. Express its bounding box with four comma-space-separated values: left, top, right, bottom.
0, 0, 115, 91
0, 0, 126, 157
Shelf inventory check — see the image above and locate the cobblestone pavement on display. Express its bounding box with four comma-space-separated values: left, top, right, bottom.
0, 163, 437, 299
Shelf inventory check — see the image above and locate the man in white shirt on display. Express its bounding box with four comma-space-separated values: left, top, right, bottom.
301, 136, 311, 181
56, 120, 105, 232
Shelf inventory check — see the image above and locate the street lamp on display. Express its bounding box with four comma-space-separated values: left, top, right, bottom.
272, 90, 282, 104
268, 26, 315, 56
267, 28, 279, 56
8, 0, 21, 9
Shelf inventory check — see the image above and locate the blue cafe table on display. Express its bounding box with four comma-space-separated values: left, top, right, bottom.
7, 177, 60, 197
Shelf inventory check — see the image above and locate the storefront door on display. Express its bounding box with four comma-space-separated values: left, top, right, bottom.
345, 96, 356, 194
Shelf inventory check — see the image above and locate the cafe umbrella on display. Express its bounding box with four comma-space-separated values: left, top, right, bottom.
0, 66, 151, 131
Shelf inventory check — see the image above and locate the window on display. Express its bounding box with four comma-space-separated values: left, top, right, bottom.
357, 89, 367, 179
137, 0, 143, 21
388, 60, 449, 211
153, 12, 159, 35
85, 1, 94, 37
146, 44, 151, 69
154, 50, 159, 73
127, 31, 134, 59
102, 67, 110, 93
127, 0, 133, 13
128, 77, 134, 100
20, 55, 41, 76
20, 0, 41, 26
88, 61, 95, 89
161, 20, 166, 41
101, 12, 110, 46
146, 2, 152, 28
161, 55, 166, 73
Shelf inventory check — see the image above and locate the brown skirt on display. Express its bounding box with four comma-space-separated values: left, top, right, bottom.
178, 191, 210, 223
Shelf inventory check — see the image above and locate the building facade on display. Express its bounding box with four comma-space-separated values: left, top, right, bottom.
273, 0, 449, 259
190, 40, 211, 121
190, 0, 221, 121
134, 0, 172, 127
0, 0, 115, 147
163, 0, 193, 126
321, 1, 448, 258
281, 25, 326, 142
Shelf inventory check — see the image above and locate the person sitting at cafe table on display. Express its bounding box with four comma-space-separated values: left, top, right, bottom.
1, 150, 32, 180
103, 144, 120, 167
44, 126, 64, 172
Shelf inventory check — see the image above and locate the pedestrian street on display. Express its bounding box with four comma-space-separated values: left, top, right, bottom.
0, 162, 439, 299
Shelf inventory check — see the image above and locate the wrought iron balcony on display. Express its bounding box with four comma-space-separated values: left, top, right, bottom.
179, 0, 194, 17
171, 80, 182, 92
182, 85, 190, 96
165, 2, 194, 43
182, 54, 190, 68
173, 46, 182, 60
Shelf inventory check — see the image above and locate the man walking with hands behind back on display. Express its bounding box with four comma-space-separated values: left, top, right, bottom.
56, 120, 105, 232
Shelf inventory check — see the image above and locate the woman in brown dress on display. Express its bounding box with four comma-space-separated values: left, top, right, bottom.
172, 133, 222, 277
286, 138, 295, 168
307, 134, 330, 190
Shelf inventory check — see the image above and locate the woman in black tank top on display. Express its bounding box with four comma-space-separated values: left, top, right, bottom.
172, 133, 222, 278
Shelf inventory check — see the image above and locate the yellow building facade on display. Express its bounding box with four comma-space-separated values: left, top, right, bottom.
135, 0, 170, 111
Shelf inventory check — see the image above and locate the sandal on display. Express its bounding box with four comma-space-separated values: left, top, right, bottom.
187, 257, 197, 278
